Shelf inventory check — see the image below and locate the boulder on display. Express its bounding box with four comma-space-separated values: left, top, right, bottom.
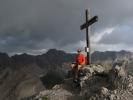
31, 63, 133, 100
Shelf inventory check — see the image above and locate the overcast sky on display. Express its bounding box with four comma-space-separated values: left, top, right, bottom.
0, 0, 133, 55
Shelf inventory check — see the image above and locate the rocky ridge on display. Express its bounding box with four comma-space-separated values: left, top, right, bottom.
0, 49, 133, 100
31, 60, 133, 100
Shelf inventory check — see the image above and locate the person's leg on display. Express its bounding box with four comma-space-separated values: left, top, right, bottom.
74, 65, 78, 80
78, 64, 85, 77
72, 64, 78, 81
74, 64, 83, 79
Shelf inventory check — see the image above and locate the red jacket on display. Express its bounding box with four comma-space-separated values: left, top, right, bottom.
75, 53, 85, 65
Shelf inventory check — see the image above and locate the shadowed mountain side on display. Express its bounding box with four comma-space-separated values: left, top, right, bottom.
0, 49, 133, 100
0, 68, 45, 100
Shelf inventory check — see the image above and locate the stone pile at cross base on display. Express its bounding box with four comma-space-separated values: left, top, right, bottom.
30, 61, 133, 100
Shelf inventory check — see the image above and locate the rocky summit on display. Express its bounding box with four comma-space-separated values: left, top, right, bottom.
30, 60, 133, 100
0, 49, 133, 100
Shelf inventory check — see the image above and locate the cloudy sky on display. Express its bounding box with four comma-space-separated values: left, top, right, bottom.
0, 0, 133, 55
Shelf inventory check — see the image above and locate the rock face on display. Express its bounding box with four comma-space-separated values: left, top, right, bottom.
0, 49, 75, 100
31, 60, 133, 100
0, 49, 133, 100
0, 68, 45, 100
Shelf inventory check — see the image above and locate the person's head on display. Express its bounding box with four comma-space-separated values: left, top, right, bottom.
77, 48, 82, 54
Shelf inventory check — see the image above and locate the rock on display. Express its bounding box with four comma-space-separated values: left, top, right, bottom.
128, 83, 133, 91
115, 65, 121, 72
109, 94, 115, 100
33, 88, 73, 100
113, 90, 117, 94
52, 85, 61, 90
94, 64, 105, 73
0, 68, 45, 100
116, 67, 126, 77
100, 87, 109, 96
31, 63, 133, 100
82, 66, 94, 76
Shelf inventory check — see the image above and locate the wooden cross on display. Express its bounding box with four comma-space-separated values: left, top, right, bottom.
80, 9, 98, 65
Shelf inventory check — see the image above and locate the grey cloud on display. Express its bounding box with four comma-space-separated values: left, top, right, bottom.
0, 0, 133, 54
99, 25, 133, 45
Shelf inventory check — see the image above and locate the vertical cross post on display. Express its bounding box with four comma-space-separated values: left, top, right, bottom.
85, 9, 91, 65
80, 9, 98, 65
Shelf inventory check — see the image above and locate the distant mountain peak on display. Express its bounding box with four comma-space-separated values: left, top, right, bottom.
0, 52, 9, 58
46, 49, 66, 55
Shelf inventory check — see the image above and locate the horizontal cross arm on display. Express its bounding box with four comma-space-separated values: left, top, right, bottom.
80, 16, 98, 30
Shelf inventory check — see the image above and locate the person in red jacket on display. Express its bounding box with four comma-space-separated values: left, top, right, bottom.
71, 48, 85, 81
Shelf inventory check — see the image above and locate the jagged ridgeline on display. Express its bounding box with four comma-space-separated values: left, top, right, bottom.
32, 61, 133, 100
0, 49, 133, 100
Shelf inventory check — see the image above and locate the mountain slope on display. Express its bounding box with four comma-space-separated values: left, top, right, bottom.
0, 49, 133, 100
